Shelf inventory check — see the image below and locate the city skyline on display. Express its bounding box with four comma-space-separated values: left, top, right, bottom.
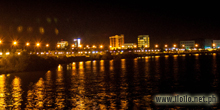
0, 2, 220, 46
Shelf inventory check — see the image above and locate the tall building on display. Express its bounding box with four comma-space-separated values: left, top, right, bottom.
137, 35, 150, 48
109, 34, 124, 50
73, 38, 81, 48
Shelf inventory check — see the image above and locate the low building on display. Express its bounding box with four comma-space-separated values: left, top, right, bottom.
180, 40, 195, 49
57, 41, 68, 49
122, 43, 136, 49
213, 40, 220, 48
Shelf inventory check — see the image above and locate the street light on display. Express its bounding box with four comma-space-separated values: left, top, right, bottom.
182, 44, 185, 48
46, 44, 49, 47
92, 45, 96, 48
213, 43, 216, 47
164, 44, 168, 48
195, 44, 198, 47
134, 45, 137, 48
100, 45, 103, 49
26, 42, 30, 46
173, 44, 176, 48
155, 44, 158, 48
0, 40, 2, 44
145, 45, 148, 48
57, 44, 60, 48
13, 41, 17, 45
36, 43, 40, 47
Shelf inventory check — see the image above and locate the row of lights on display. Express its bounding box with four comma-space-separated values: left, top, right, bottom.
0, 40, 49, 47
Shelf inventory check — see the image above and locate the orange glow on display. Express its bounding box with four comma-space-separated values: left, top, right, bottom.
72, 44, 75, 47
195, 44, 198, 47
145, 45, 148, 48
26, 42, 30, 46
134, 45, 137, 48
36, 43, 40, 47
155, 44, 158, 48
0, 40, 2, 44
164, 44, 168, 48
57, 44, 60, 48
100, 45, 103, 48
13, 41, 17, 45
173, 44, 176, 47
92, 45, 96, 48
182, 44, 185, 47
46, 44, 49, 47
213, 43, 216, 47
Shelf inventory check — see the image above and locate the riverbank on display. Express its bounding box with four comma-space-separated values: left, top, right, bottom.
0, 52, 141, 73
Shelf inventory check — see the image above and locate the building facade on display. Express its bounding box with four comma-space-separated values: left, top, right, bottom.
137, 35, 150, 49
109, 34, 124, 50
73, 38, 81, 48
213, 40, 220, 48
180, 40, 195, 49
123, 43, 136, 49
57, 41, 68, 49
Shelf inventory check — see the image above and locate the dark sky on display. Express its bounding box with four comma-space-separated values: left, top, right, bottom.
0, 1, 220, 47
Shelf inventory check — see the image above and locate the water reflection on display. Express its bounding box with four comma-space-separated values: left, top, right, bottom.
12, 76, 22, 109
2, 54, 220, 109
0, 74, 6, 109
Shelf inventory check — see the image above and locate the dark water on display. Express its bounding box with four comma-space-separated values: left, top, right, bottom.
1, 54, 220, 109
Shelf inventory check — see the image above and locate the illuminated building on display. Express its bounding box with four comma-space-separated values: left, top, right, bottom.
109, 34, 124, 50
123, 43, 136, 49
137, 35, 150, 49
57, 40, 68, 49
213, 40, 220, 48
180, 40, 195, 49
73, 38, 81, 48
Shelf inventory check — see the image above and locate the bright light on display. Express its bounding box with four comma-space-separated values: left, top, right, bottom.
79, 45, 82, 48
145, 45, 148, 48
134, 45, 137, 48
164, 44, 168, 48
26, 42, 30, 46
195, 44, 198, 47
173, 44, 176, 48
13, 41, 17, 45
109, 46, 112, 48
6, 52, 10, 55
86, 45, 89, 48
121, 45, 124, 48
182, 44, 185, 47
100, 45, 103, 48
18, 52, 20, 55
155, 44, 158, 48
46, 44, 49, 47
72, 44, 75, 47
36, 43, 40, 47
0, 40, 2, 44
0, 52, 2, 55
213, 43, 216, 47
57, 44, 60, 48
92, 45, 96, 48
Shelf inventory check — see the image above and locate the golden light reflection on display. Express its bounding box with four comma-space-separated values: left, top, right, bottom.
12, 76, 22, 109
109, 60, 114, 71
100, 60, 104, 72
34, 78, 45, 109
79, 61, 84, 69
93, 60, 97, 72
55, 69, 65, 109
58, 64, 62, 71
45, 71, 53, 108
72, 62, 76, 70
0, 74, 6, 109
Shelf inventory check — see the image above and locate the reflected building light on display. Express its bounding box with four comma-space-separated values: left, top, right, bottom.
0, 74, 6, 109
12, 77, 22, 109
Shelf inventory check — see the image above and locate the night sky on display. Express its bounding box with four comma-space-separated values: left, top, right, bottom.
0, 1, 220, 47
